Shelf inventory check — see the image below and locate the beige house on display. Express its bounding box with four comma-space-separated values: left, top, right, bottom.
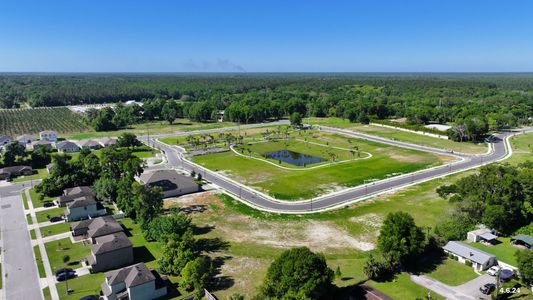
139, 170, 201, 198
101, 263, 167, 300
39, 130, 57, 142
71, 216, 123, 240
0, 165, 33, 180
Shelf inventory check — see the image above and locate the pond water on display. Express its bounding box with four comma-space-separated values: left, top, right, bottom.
264, 150, 326, 166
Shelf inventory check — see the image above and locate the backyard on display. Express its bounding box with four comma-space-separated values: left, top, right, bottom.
469, 237, 519, 266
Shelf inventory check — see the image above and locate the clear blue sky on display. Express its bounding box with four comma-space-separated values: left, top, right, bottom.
1, 0, 532, 72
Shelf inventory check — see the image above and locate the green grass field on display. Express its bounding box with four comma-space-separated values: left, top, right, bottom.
29, 188, 56, 208
424, 258, 478, 286
368, 273, 444, 300
44, 238, 90, 272
55, 273, 104, 300
21, 190, 29, 210
506, 132, 533, 165
35, 207, 64, 223
469, 237, 519, 266
13, 168, 48, 183
193, 129, 448, 199
308, 117, 487, 154
33, 245, 46, 278
31, 223, 71, 239
61, 118, 236, 140
42, 287, 51, 300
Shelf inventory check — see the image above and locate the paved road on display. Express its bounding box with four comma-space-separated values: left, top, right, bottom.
0, 183, 42, 300
143, 123, 531, 213
410, 274, 476, 300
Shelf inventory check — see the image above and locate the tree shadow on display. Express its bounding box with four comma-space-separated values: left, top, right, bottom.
407, 250, 446, 275
196, 237, 230, 253
192, 224, 215, 235
207, 255, 234, 292
133, 246, 156, 264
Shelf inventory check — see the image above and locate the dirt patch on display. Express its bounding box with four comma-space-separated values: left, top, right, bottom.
387, 151, 426, 163
163, 191, 222, 209
350, 213, 384, 229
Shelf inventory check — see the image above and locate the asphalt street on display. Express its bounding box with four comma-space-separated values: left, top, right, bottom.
143, 123, 531, 213
0, 182, 42, 300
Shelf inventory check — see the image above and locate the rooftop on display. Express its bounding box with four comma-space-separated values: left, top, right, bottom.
92, 232, 132, 255
105, 263, 155, 288
139, 170, 198, 191
443, 241, 496, 265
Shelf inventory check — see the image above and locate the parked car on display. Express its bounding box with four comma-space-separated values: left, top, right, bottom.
49, 216, 63, 222
500, 269, 514, 282
43, 202, 55, 208
480, 283, 496, 295
55, 268, 73, 276
487, 266, 501, 276
79, 295, 99, 300
56, 271, 76, 281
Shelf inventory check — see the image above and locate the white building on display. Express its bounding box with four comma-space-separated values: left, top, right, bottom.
443, 241, 497, 271
39, 130, 58, 142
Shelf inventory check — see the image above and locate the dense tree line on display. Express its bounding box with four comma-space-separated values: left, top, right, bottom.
1, 74, 531, 140
435, 162, 533, 240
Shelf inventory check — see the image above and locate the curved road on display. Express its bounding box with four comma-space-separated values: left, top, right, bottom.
142, 123, 531, 214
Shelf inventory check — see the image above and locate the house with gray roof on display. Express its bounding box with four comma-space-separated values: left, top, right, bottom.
16, 134, 37, 146
39, 130, 57, 142
101, 263, 167, 300
0, 135, 12, 147
0, 165, 33, 180
467, 227, 498, 244
31, 139, 53, 151
58, 186, 95, 207
71, 215, 124, 240
139, 170, 201, 198
56, 141, 80, 153
97, 138, 117, 147
77, 139, 102, 150
87, 232, 133, 272
65, 197, 106, 221
443, 241, 497, 271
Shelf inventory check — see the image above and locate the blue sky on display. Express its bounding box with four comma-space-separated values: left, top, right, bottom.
1, 0, 532, 72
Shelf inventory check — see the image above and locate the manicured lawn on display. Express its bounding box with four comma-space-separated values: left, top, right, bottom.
21, 190, 29, 210
307, 117, 487, 154
120, 218, 162, 269
31, 222, 71, 239
498, 279, 533, 299
26, 213, 33, 225
131, 145, 159, 159
29, 188, 56, 208
469, 237, 519, 266
56, 273, 105, 300
44, 238, 90, 272
507, 132, 533, 165
193, 128, 447, 200
42, 287, 51, 300
13, 168, 48, 183
36, 207, 64, 223
424, 258, 478, 286
33, 245, 46, 278
369, 273, 444, 300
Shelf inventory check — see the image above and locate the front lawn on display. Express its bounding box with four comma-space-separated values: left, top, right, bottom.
29, 188, 56, 208
44, 238, 90, 272
55, 273, 104, 300
469, 237, 519, 266
13, 168, 48, 183
507, 132, 533, 165
31, 222, 71, 239
424, 258, 478, 286
36, 207, 64, 223
368, 273, 444, 300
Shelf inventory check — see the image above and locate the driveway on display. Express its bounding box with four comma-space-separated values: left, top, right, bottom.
456, 274, 495, 300
0, 183, 43, 300
410, 274, 476, 300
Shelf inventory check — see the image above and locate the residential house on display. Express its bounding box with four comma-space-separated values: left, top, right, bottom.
511, 234, 533, 249
56, 141, 80, 153
101, 263, 167, 300
71, 216, 123, 241
443, 241, 497, 271
65, 197, 106, 221
87, 232, 133, 272
0, 135, 12, 147
77, 139, 102, 150
31, 140, 53, 151
39, 130, 58, 142
58, 186, 95, 207
0, 165, 33, 180
16, 134, 37, 146
216, 110, 225, 122
139, 170, 201, 198
97, 138, 117, 147
467, 226, 498, 244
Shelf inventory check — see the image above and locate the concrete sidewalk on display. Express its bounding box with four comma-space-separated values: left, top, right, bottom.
410, 274, 476, 300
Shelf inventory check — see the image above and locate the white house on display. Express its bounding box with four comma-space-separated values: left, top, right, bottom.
39, 130, 58, 142
443, 241, 497, 271
65, 197, 106, 221
467, 227, 498, 243
16, 134, 37, 146
101, 263, 167, 300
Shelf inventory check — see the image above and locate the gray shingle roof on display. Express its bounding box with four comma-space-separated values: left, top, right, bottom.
92, 232, 131, 255
0, 165, 33, 174
139, 170, 199, 192
105, 263, 155, 288
56, 141, 80, 150
87, 216, 123, 238
68, 197, 97, 209
443, 241, 495, 265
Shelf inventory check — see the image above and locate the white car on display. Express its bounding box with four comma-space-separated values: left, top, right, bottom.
487, 266, 501, 276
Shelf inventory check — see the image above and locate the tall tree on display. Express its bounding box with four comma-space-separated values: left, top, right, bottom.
377, 212, 426, 265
